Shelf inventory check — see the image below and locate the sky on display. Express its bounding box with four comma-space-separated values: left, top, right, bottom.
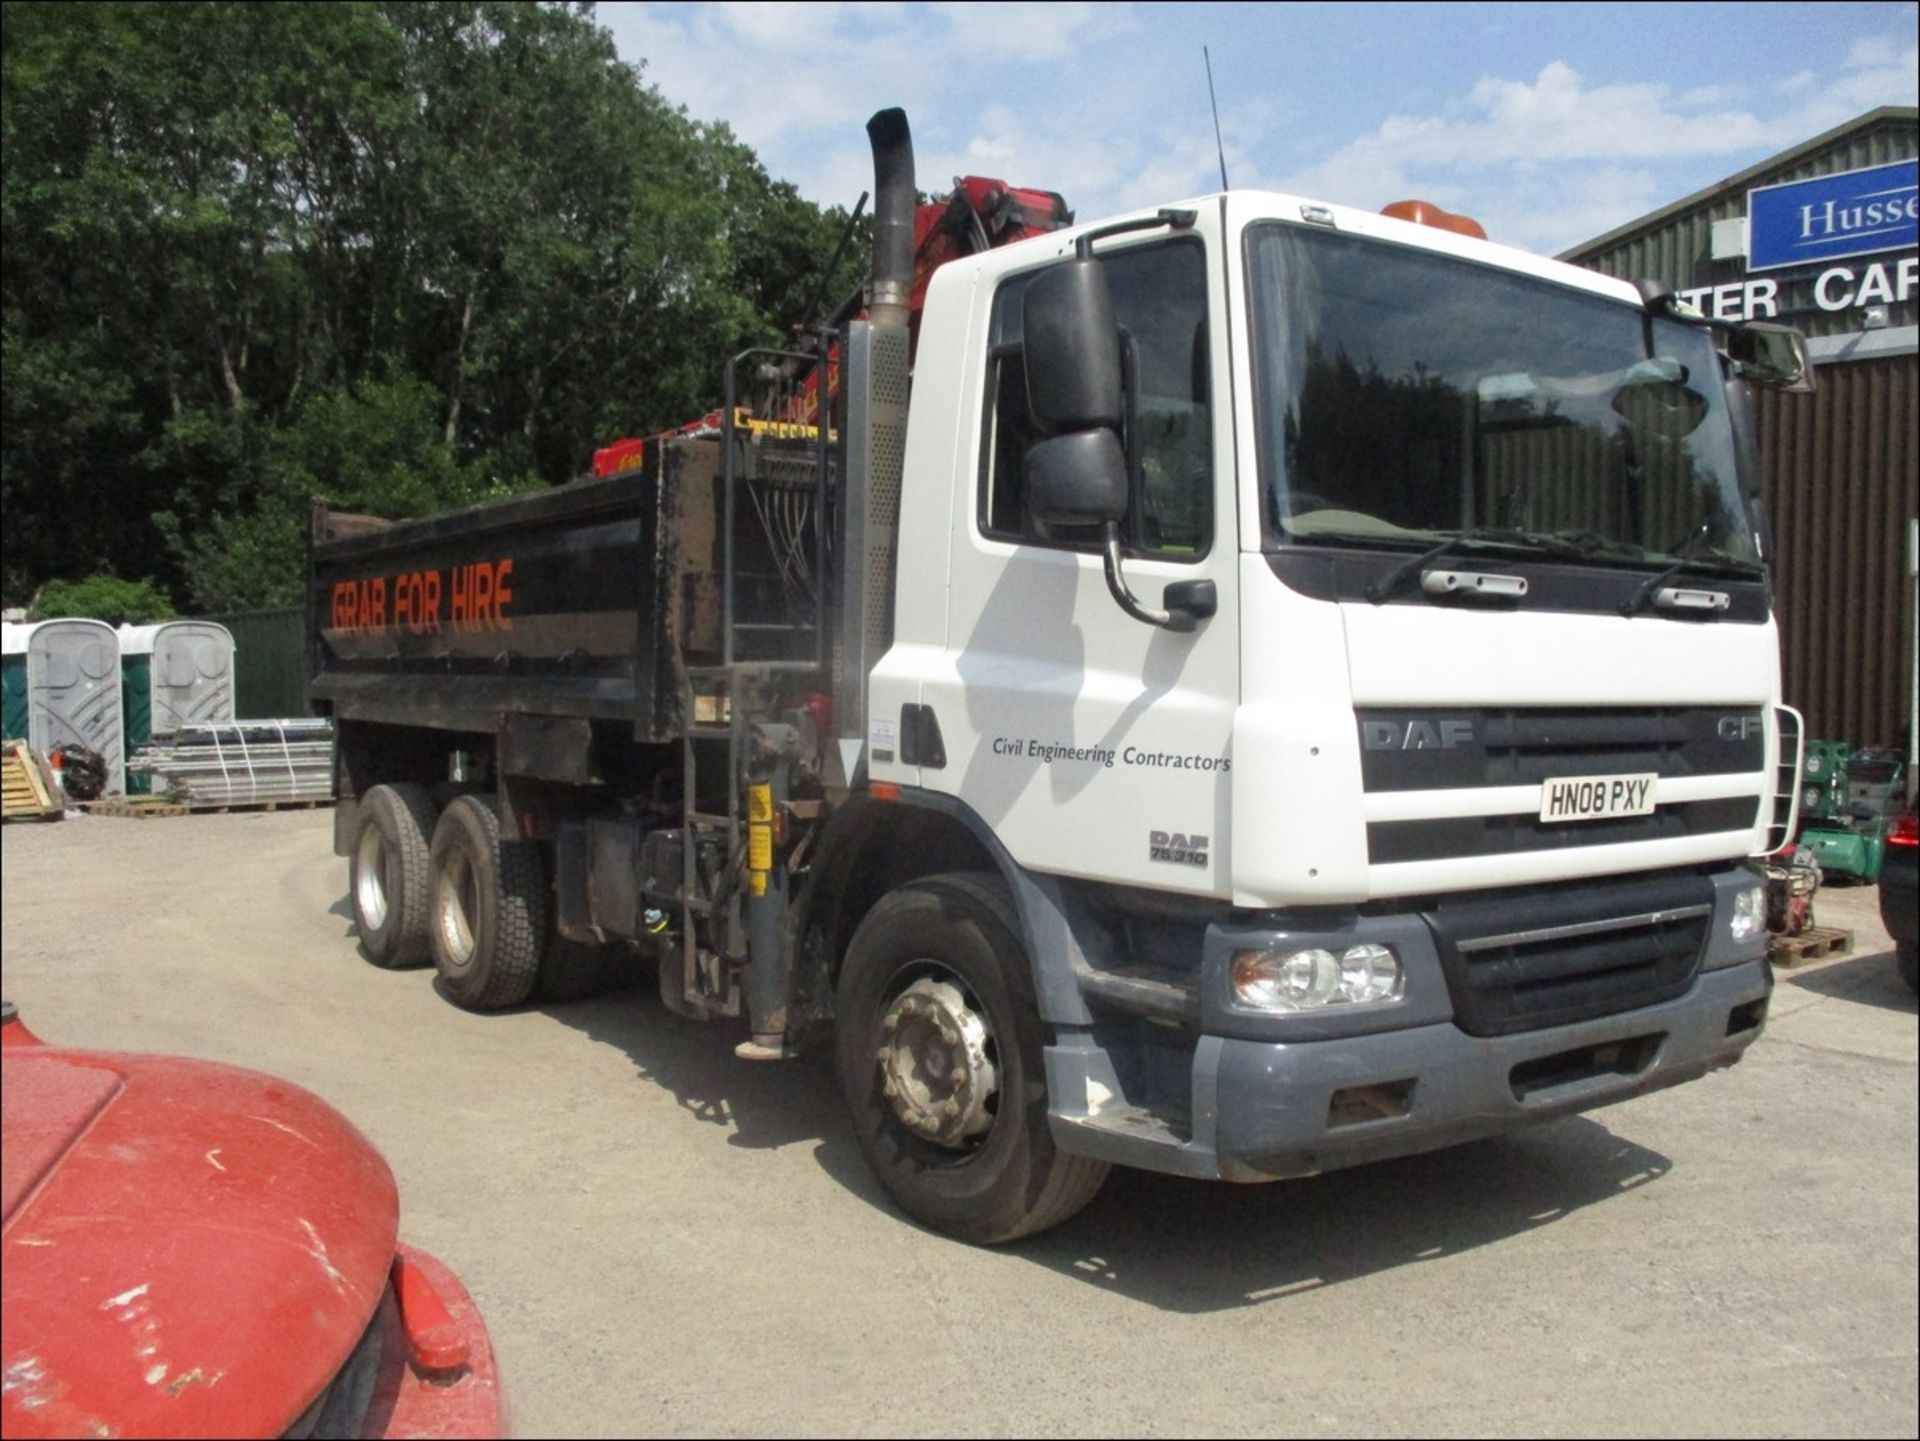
595, 0, 1918, 258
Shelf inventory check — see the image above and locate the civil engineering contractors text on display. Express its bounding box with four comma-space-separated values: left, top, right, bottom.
990, 737, 1231, 773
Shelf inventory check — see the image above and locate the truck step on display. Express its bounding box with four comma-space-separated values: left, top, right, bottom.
1767, 925, 1854, 968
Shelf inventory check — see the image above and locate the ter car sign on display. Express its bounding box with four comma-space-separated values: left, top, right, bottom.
1747, 159, 1919, 273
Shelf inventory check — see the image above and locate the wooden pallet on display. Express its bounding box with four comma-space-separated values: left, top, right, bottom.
2, 740, 64, 821
78, 795, 333, 819
1768, 926, 1855, 967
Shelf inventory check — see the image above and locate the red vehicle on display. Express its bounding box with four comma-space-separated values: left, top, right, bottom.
0, 1003, 503, 1439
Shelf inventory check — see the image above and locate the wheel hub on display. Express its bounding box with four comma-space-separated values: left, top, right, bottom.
354, 825, 390, 929
876, 977, 998, 1149
436, 852, 479, 969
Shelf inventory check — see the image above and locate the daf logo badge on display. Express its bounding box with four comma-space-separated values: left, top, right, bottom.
1362, 719, 1474, 751
1716, 715, 1762, 741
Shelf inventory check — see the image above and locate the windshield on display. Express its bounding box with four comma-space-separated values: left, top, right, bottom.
1247, 223, 1758, 572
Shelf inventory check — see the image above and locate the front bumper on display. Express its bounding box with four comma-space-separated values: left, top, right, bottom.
1051, 959, 1770, 1181
1207, 958, 1769, 1180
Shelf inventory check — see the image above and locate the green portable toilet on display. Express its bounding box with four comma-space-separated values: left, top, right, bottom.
117, 624, 157, 794
1, 621, 31, 742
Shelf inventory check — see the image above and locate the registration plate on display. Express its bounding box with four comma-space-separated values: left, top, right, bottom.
1540, 773, 1658, 823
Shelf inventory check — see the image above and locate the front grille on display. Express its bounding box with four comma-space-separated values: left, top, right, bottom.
1423, 871, 1713, 1037
1369, 796, 1760, 863
1358, 705, 1764, 793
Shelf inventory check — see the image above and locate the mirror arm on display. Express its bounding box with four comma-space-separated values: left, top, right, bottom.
1102, 523, 1196, 632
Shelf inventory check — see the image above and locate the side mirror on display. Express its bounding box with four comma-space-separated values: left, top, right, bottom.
1023, 258, 1123, 434
1727, 322, 1815, 394
1024, 431, 1127, 527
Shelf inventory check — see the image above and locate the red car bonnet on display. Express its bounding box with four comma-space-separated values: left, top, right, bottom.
2, 1045, 400, 1439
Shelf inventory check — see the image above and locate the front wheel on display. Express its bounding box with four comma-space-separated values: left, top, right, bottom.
427, 796, 547, 1011
834, 873, 1108, 1244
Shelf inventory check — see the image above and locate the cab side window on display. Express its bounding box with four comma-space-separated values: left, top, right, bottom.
979, 240, 1211, 559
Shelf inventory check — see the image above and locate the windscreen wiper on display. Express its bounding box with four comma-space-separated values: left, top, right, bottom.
1365, 527, 1589, 603
1618, 545, 1761, 616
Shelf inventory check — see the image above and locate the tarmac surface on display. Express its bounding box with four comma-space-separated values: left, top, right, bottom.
3, 806, 1915, 1437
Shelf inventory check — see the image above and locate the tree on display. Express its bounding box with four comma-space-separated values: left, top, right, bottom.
30, 574, 177, 624
2, 1, 863, 611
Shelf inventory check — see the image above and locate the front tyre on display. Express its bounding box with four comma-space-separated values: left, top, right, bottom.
349, 784, 439, 969
834, 873, 1108, 1244
427, 795, 546, 1011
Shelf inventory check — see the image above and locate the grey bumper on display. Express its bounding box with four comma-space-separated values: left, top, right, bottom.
1047, 959, 1771, 1181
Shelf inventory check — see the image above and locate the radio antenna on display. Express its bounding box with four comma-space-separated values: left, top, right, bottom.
1204, 46, 1230, 191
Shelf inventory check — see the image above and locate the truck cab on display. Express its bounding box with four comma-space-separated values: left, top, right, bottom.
841, 180, 1799, 1204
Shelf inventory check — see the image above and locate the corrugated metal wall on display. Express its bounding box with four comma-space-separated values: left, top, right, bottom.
1760, 354, 1919, 746
201, 607, 314, 719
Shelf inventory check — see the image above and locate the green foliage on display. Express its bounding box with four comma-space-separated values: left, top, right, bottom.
1, 1, 861, 610
30, 574, 177, 624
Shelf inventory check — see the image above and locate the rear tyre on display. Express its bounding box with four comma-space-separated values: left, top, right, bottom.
835, 872, 1109, 1244
427, 796, 546, 1010
349, 784, 439, 969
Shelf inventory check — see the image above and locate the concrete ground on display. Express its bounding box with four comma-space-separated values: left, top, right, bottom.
2, 807, 1914, 1438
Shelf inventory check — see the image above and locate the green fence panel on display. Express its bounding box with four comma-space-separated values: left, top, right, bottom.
201, 607, 313, 719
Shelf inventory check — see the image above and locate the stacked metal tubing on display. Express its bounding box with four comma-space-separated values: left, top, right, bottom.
130, 720, 335, 805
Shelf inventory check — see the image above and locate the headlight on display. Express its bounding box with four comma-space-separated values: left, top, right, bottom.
1233, 943, 1404, 1011
1730, 884, 1766, 943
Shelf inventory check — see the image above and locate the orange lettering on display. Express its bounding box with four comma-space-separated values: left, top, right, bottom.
394, 572, 414, 630
494, 560, 514, 630
423, 570, 442, 631
473, 561, 494, 627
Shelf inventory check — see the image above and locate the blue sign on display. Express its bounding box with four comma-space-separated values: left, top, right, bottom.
1747, 159, 1918, 273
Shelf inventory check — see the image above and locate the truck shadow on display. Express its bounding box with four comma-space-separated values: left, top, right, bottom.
525, 975, 851, 1158
532, 968, 1678, 1314
332, 892, 1680, 1311
1006, 1121, 1673, 1314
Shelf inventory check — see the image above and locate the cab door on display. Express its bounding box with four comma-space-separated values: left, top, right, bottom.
917, 216, 1242, 897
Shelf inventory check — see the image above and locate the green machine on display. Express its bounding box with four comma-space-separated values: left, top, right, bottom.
1797, 741, 1906, 883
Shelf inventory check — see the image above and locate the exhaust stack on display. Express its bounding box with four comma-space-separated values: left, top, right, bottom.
866, 108, 916, 327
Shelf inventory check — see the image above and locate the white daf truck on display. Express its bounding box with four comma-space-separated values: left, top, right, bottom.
312, 109, 1808, 1243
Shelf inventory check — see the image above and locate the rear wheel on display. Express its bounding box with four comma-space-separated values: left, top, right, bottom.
835, 873, 1109, 1244
349, 784, 438, 969
427, 796, 546, 1010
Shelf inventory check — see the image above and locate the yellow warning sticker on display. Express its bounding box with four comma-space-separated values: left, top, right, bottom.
749, 871, 768, 897
748, 822, 773, 871
748, 784, 774, 823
